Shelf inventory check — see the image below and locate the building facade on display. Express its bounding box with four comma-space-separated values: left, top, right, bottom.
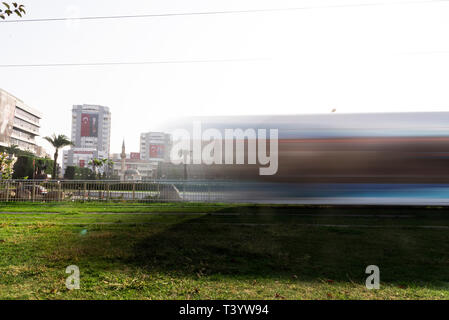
63, 104, 111, 175
0, 88, 42, 154
139, 132, 172, 162
111, 141, 157, 180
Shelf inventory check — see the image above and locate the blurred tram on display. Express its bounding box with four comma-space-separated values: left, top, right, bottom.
164, 112, 449, 204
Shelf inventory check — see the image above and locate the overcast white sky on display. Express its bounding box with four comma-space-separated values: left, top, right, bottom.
1, 0, 449, 154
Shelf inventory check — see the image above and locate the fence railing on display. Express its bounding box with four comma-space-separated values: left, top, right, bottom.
0, 180, 226, 203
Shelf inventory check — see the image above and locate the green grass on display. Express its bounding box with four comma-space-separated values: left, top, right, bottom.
0, 202, 449, 299
0, 201, 230, 214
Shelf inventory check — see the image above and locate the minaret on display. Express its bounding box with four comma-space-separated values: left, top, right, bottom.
120, 139, 126, 181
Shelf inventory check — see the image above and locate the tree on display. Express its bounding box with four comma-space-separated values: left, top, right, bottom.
105, 159, 114, 179
35, 158, 52, 179
0, 2, 25, 20
64, 166, 76, 180
12, 155, 53, 179
75, 167, 95, 180
11, 155, 32, 179
5, 144, 20, 156
44, 134, 73, 179
65, 166, 94, 180
0, 152, 15, 179
0, 145, 34, 158
88, 158, 109, 179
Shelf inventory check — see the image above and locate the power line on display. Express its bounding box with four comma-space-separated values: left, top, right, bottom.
1, 0, 448, 23
0, 58, 267, 68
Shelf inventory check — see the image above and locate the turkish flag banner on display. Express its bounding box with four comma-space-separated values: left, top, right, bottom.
81, 113, 90, 137
81, 113, 99, 137
150, 144, 164, 159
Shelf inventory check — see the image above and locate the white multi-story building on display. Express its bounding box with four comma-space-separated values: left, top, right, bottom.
0, 88, 42, 154
63, 104, 111, 175
139, 132, 172, 162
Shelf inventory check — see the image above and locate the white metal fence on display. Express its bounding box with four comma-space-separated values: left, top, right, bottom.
0, 180, 226, 203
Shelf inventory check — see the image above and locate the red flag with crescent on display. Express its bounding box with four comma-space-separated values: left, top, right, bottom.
81, 113, 90, 137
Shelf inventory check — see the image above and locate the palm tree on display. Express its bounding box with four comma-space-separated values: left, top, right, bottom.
44, 134, 73, 179
89, 158, 110, 179
6, 144, 20, 156
88, 158, 103, 179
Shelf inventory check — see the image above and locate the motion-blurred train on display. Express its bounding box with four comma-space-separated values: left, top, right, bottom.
162, 112, 449, 204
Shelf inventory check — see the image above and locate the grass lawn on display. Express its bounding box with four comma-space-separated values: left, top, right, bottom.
0, 202, 449, 300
